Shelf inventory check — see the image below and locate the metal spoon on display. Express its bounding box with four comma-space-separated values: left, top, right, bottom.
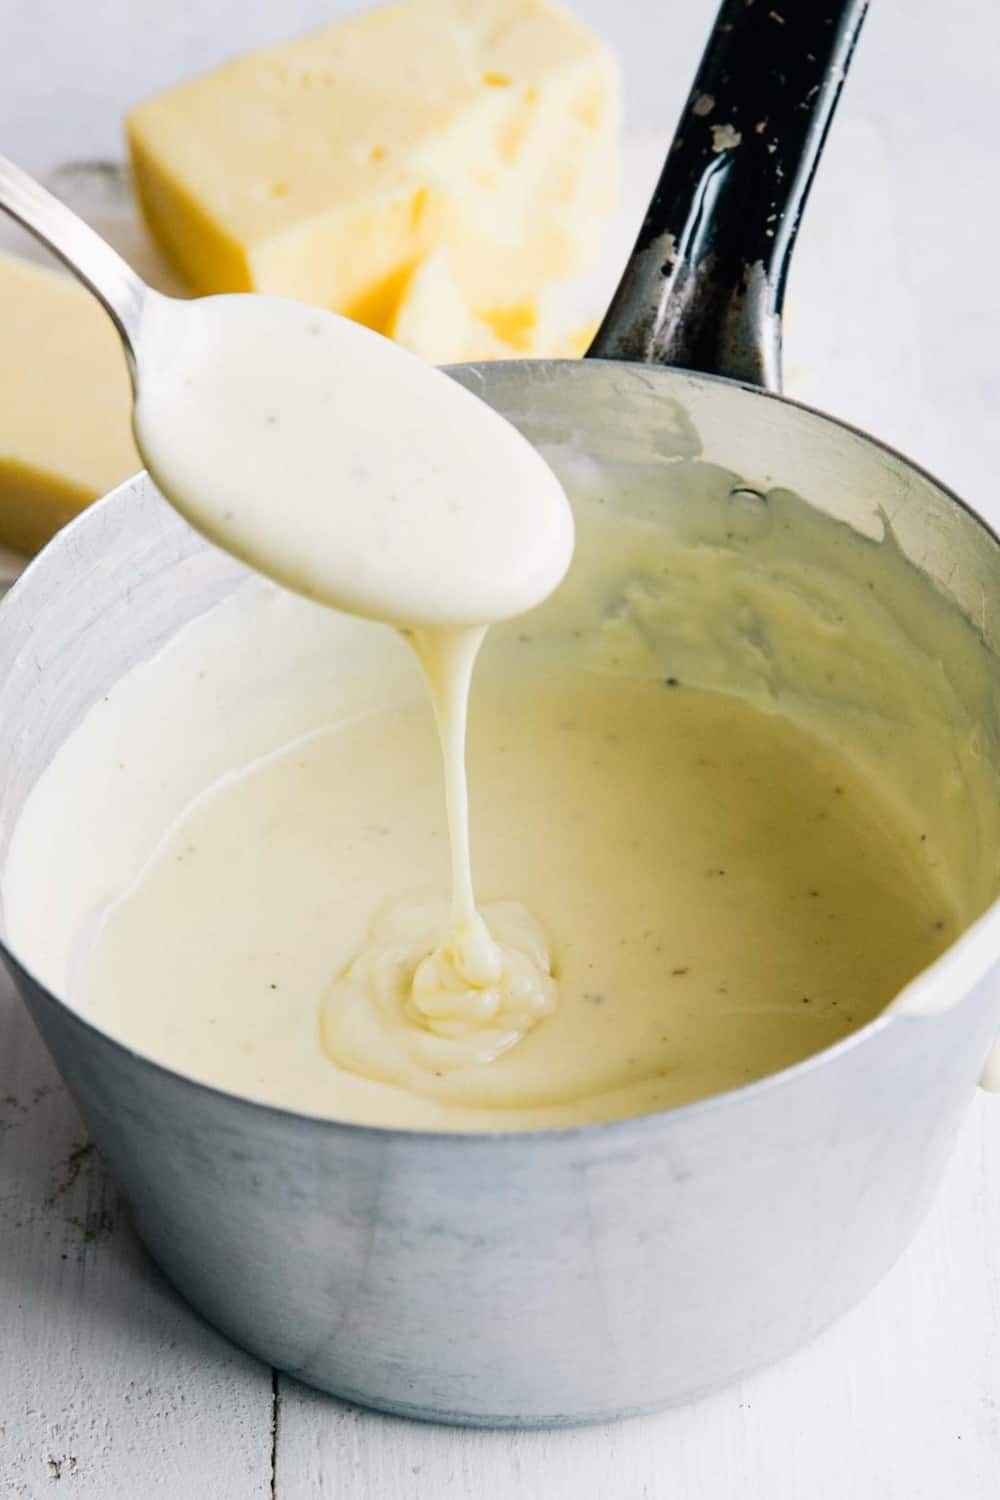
0, 155, 573, 627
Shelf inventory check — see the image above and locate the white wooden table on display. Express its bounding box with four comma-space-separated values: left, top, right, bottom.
2, 1, 1000, 1494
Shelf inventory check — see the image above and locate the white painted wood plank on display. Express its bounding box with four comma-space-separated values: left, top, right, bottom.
0, 970, 274, 1498
273, 1097, 1000, 1500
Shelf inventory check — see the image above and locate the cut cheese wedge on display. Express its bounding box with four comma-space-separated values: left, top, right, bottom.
389, 250, 595, 362
126, 0, 618, 328
389, 252, 514, 362
0, 252, 139, 555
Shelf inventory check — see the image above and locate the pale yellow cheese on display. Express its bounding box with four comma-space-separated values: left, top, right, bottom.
389, 251, 518, 361
389, 250, 596, 361
0, 253, 139, 555
126, 0, 618, 329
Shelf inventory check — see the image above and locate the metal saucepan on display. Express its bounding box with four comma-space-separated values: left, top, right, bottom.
1, 0, 998, 1426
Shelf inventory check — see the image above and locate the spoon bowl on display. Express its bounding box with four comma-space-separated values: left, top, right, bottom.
0, 156, 575, 629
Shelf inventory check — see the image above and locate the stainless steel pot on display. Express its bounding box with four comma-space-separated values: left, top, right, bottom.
1, 0, 997, 1427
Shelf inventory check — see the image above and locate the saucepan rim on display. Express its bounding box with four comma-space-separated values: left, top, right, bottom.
2, 359, 998, 1150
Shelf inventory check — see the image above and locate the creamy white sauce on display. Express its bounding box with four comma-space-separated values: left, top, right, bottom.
132, 292, 574, 1083
7, 466, 996, 1129
9, 586, 965, 1129
323, 623, 558, 1078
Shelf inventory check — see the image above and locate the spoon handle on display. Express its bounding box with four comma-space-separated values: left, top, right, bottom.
0, 154, 150, 382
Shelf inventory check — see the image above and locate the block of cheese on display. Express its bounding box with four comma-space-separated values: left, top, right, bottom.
390, 252, 516, 361
0, 253, 139, 555
389, 250, 594, 361
127, 0, 618, 329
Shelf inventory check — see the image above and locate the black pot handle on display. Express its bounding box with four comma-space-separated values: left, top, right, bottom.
588, 0, 869, 392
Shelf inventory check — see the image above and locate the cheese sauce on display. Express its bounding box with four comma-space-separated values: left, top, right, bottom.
7, 466, 994, 1130
70, 650, 957, 1127
132, 292, 574, 1107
